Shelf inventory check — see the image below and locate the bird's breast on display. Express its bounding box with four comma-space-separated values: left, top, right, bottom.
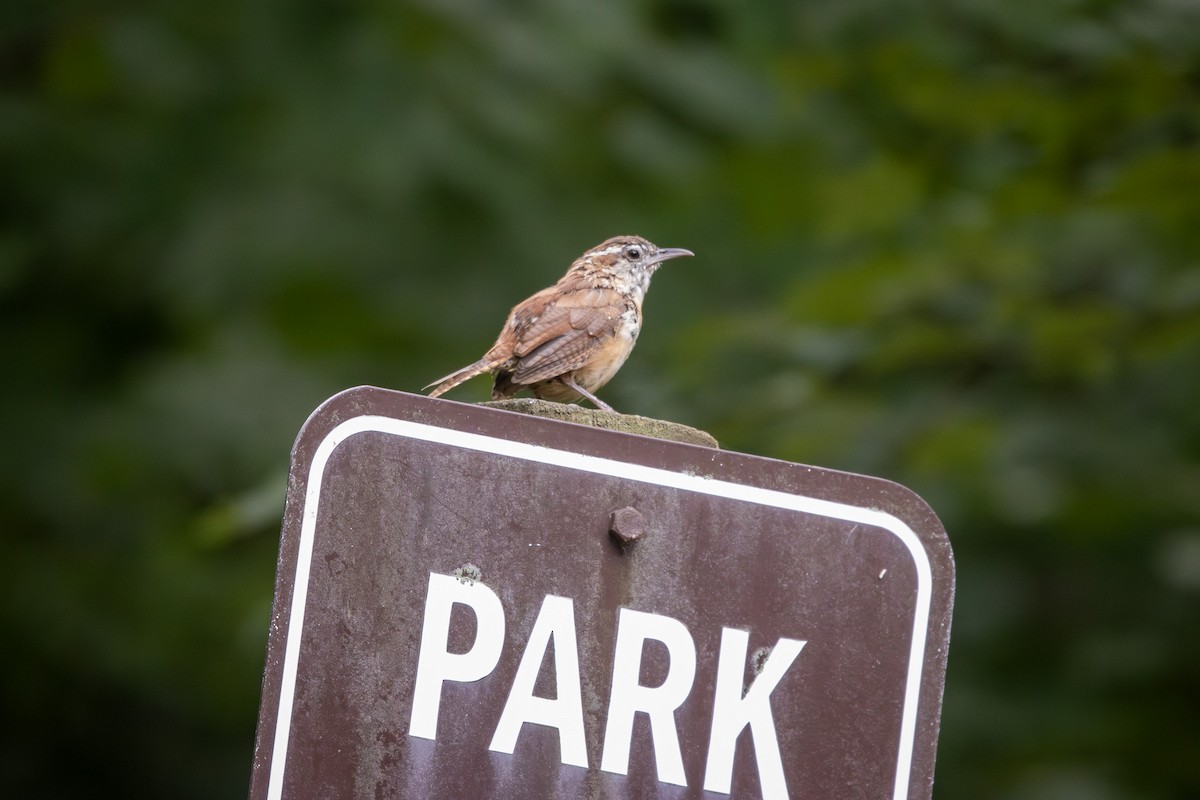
566, 306, 638, 391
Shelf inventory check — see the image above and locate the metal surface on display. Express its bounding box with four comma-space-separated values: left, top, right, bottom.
248, 387, 954, 800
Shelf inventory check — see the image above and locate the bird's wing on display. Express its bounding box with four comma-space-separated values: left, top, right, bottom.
505, 288, 621, 385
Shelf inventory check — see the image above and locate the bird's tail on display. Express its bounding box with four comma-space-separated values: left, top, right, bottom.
424, 359, 494, 398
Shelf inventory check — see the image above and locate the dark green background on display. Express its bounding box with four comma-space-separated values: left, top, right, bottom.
3, 1, 1198, 797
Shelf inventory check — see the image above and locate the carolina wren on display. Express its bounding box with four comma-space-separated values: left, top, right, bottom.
425, 235, 693, 412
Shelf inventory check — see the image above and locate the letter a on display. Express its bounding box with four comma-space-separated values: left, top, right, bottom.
489, 595, 587, 767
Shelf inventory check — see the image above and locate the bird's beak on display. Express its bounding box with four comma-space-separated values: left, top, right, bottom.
649, 247, 694, 266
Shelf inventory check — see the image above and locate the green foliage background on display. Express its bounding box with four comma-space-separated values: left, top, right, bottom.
3, 1, 1199, 797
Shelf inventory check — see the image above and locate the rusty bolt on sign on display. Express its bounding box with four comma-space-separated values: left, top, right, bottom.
609, 506, 646, 548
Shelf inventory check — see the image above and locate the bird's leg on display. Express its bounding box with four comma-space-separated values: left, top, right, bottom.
561, 376, 615, 412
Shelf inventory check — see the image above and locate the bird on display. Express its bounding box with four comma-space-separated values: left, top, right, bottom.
425, 235, 693, 412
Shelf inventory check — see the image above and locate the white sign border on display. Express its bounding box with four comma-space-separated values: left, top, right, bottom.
267, 414, 934, 800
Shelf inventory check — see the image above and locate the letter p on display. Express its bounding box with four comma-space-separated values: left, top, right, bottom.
408, 572, 506, 740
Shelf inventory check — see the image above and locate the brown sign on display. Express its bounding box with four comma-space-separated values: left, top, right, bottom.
249, 387, 954, 800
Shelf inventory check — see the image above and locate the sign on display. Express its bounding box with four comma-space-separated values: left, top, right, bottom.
248, 387, 954, 799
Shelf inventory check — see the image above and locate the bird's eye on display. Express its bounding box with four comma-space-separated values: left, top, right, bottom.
625, 247, 642, 260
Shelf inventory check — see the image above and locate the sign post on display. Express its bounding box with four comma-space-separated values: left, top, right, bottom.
249, 386, 954, 799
